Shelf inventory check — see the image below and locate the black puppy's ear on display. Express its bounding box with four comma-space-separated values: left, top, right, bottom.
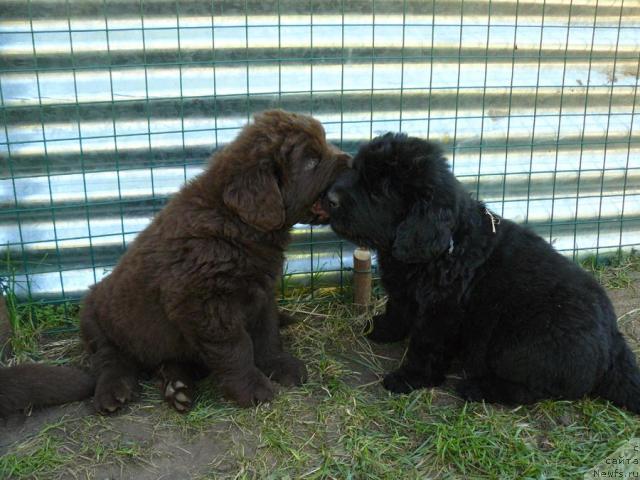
223, 161, 285, 232
392, 201, 454, 263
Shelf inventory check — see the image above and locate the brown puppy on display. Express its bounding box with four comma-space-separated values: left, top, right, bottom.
0, 110, 348, 417
80, 110, 350, 412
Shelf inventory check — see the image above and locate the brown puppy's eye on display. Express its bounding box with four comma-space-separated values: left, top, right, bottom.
303, 158, 319, 171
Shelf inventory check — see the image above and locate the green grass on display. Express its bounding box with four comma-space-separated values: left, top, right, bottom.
1, 256, 640, 479
0, 417, 147, 479
2, 303, 81, 364
0, 421, 71, 479
581, 250, 640, 290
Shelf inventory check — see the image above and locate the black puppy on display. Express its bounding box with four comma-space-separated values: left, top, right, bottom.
322, 132, 640, 412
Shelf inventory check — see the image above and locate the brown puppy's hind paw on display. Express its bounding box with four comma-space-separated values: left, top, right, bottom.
163, 379, 193, 412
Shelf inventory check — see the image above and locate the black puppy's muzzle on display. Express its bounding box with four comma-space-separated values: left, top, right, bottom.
326, 189, 340, 209
324, 169, 357, 212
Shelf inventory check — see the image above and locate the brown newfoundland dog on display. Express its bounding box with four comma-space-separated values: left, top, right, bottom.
1, 110, 349, 415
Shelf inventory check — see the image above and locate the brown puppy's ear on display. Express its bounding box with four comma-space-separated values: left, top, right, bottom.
223, 162, 285, 232
392, 201, 454, 263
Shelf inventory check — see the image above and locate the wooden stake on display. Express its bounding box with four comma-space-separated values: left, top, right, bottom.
353, 247, 372, 308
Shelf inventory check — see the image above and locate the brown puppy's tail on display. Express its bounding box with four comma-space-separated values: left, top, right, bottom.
0, 364, 95, 417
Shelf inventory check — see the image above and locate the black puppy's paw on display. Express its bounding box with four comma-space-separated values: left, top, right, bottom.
278, 311, 299, 328
383, 370, 415, 393
365, 314, 408, 344
455, 379, 487, 402
382, 368, 443, 394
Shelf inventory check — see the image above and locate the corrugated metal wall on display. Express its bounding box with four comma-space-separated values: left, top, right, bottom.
1, 0, 639, 301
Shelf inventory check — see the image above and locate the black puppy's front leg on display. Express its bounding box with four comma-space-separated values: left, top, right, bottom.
382, 305, 459, 394
367, 296, 413, 343
382, 334, 449, 393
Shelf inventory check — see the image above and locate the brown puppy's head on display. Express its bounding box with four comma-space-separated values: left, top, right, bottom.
221, 110, 351, 232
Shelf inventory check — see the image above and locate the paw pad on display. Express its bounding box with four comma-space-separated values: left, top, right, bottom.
163, 379, 192, 412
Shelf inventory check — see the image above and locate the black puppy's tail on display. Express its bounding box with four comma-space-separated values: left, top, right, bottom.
0, 364, 95, 417
596, 339, 640, 414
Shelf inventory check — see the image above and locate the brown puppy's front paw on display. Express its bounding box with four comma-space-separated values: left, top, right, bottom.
260, 354, 308, 387
163, 379, 193, 412
94, 372, 138, 414
222, 369, 275, 407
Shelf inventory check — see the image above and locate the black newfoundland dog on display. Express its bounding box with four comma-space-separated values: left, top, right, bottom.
321, 132, 640, 412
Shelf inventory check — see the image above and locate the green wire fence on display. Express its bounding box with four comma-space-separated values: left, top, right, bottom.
1, 0, 639, 305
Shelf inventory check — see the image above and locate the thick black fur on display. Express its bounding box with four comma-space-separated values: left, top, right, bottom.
323, 132, 640, 412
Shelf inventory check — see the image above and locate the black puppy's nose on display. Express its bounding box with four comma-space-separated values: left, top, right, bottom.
327, 189, 340, 209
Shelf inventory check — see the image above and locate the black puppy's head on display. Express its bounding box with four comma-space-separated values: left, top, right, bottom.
322, 133, 463, 263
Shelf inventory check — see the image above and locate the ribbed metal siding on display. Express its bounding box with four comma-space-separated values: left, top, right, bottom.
1, 0, 639, 301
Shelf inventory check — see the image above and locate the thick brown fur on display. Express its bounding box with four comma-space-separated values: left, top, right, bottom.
79, 110, 349, 413
0, 364, 95, 417
0, 110, 348, 416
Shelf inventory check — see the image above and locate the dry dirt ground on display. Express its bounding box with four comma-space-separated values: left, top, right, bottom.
1, 264, 639, 479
